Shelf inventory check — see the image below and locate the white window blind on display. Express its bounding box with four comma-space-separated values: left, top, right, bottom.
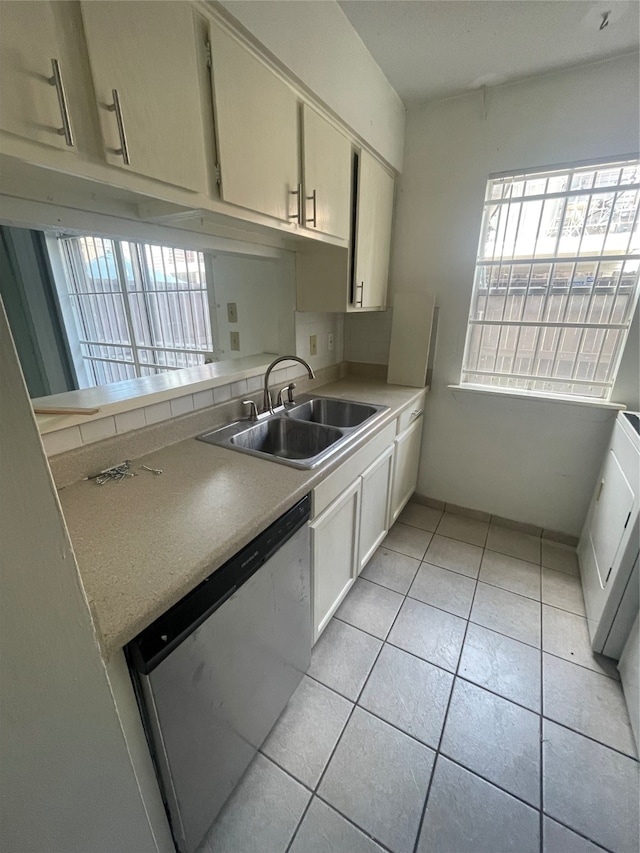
461, 157, 640, 399
59, 235, 214, 388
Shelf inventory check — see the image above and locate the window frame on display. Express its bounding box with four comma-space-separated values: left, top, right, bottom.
54, 234, 219, 388
460, 155, 640, 402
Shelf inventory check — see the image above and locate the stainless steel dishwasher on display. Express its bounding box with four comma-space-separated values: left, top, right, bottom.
127, 495, 311, 853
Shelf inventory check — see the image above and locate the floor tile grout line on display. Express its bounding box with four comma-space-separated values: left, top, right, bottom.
256, 670, 626, 853
540, 812, 618, 853
541, 716, 639, 763
262, 695, 621, 847
411, 562, 482, 853
266, 747, 396, 853
333, 606, 620, 685
312, 621, 541, 719
404, 504, 580, 554
314, 793, 397, 853
540, 647, 620, 683
436, 750, 542, 814
417, 556, 480, 580
307, 525, 622, 852
287, 576, 416, 853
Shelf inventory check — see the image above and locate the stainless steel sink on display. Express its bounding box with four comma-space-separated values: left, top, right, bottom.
230, 418, 342, 461
286, 398, 380, 428
197, 395, 388, 469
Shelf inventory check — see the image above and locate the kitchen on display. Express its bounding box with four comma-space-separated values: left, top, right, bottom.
1, 2, 639, 852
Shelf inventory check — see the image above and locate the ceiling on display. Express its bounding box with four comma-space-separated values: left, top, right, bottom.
338, 1, 640, 106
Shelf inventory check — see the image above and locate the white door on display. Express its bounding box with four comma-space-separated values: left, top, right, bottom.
0, 2, 75, 152
311, 480, 361, 642
352, 150, 395, 310
301, 105, 352, 240
209, 23, 300, 222
358, 446, 394, 572
589, 448, 635, 588
81, 1, 208, 192
389, 416, 423, 524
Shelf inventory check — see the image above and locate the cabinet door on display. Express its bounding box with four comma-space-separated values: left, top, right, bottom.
352, 150, 395, 310
389, 416, 423, 524
589, 448, 635, 588
80, 1, 208, 192
301, 105, 351, 240
209, 23, 300, 222
311, 480, 361, 642
358, 446, 394, 572
0, 2, 75, 152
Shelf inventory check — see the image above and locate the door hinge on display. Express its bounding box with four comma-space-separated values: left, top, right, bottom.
205, 40, 212, 69
215, 163, 221, 185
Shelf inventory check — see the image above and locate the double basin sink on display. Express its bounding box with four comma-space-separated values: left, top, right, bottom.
197, 396, 388, 469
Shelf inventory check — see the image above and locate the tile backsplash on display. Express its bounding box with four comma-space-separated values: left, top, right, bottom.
44, 362, 345, 487
41, 312, 361, 461
40, 370, 282, 459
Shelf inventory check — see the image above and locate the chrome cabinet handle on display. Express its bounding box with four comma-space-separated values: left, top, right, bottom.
289, 183, 302, 223
355, 281, 365, 307
411, 409, 424, 420
48, 59, 74, 147
108, 89, 130, 165
306, 189, 317, 227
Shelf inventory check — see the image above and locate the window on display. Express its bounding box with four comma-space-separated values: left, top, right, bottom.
461, 157, 640, 400
58, 235, 214, 388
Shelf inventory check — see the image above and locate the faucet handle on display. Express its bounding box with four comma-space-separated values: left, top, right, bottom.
242, 400, 258, 421
276, 383, 296, 408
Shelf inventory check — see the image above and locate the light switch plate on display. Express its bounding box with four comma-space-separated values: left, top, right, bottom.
309, 334, 317, 356
227, 302, 238, 323
230, 331, 240, 351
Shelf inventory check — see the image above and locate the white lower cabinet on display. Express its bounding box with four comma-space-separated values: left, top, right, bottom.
311, 396, 426, 643
311, 479, 361, 642
389, 415, 424, 524
358, 445, 394, 573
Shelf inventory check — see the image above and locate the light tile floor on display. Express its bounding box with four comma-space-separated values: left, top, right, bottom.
200, 502, 639, 853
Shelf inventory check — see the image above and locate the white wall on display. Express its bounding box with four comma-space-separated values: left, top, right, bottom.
0, 299, 173, 853
219, 0, 405, 171
344, 310, 393, 365
211, 251, 296, 359
391, 53, 640, 536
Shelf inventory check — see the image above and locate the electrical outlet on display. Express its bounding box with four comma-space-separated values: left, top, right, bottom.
328, 333, 334, 351
227, 302, 238, 323
230, 331, 240, 351
309, 334, 317, 356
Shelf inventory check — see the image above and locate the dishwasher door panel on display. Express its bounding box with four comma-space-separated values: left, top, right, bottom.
137, 524, 310, 853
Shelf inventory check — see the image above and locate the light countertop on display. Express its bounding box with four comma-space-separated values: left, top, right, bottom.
58, 379, 425, 658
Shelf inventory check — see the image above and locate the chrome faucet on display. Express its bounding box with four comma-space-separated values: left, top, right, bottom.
263, 356, 315, 414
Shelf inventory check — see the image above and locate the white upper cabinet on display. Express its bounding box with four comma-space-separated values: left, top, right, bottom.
0, 2, 76, 152
352, 150, 395, 311
209, 22, 300, 222
80, 1, 208, 193
301, 105, 351, 240
296, 148, 395, 313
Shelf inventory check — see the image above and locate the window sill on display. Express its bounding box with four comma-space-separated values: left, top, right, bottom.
447, 383, 626, 411
33, 353, 278, 434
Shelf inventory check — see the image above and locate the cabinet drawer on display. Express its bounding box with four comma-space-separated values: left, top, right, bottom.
313, 421, 396, 517
396, 393, 426, 434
